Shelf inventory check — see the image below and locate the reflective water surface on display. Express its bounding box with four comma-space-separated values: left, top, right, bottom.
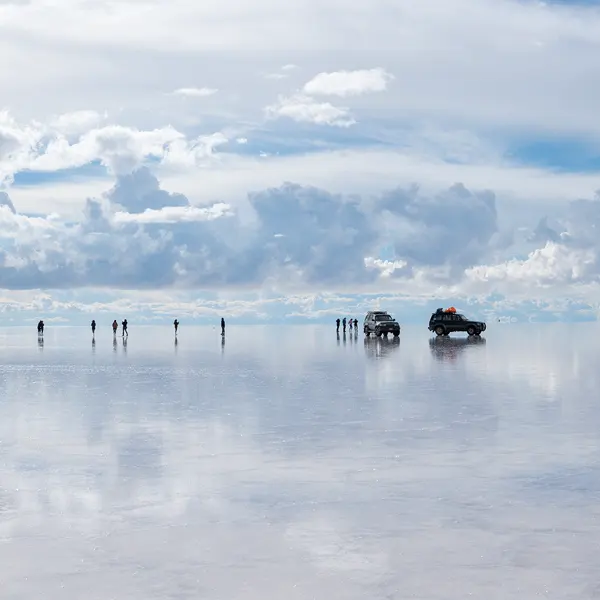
0, 324, 599, 599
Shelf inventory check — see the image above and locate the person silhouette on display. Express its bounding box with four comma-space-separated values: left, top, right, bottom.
342, 318, 346, 333
336, 318, 340, 332
174, 319, 179, 334
112, 320, 118, 335
91, 320, 96, 335
348, 319, 353, 331
122, 319, 128, 336
221, 317, 225, 336
37, 320, 44, 335
353, 318, 358, 330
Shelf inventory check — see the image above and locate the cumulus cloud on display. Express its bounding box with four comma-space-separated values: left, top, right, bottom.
465, 195, 600, 293
0, 170, 507, 292
0, 111, 230, 183
265, 94, 355, 127
303, 68, 394, 97
49, 110, 107, 137
466, 242, 597, 286
33, 125, 185, 175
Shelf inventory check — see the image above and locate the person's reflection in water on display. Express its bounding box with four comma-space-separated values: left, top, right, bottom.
336, 332, 340, 346
174, 336, 178, 352
221, 335, 225, 354
37, 336, 44, 351
342, 331, 347, 345
122, 336, 127, 353
113, 336, 117, 353
429, 335, 486, 362
92, 337, 96, 353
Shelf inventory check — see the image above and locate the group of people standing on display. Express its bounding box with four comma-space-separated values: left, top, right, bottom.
86, 317, 226, 337
38, 317, 227, 338
89, 319, 128, 336
336, 317, 359, 333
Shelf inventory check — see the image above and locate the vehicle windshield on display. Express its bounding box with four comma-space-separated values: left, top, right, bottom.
375, 314, 392, 321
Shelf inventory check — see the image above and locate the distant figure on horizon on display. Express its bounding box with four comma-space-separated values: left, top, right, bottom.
336, 318, 340, 332
342, 317, 346, 332
174, 319, 179, 334
112, 320, 118, 335
221, 317, 225, 336
91, 320, 96, 335
37, 320, 44, 335
122, 319, 128, 336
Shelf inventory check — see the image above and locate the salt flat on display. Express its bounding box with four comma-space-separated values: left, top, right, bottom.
0, 324, 598, 599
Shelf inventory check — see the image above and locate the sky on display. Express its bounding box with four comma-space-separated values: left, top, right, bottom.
1, 0, 600, 324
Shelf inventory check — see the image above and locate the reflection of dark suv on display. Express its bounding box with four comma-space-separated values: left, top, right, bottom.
428, 308, 486, 337
364, 311, 401, 337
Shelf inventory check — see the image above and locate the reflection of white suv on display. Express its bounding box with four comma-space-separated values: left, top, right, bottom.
363, 311, 401, 337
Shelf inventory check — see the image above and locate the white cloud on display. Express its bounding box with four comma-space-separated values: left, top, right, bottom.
49, 110, 107, 136
364, 257, 408, 277
466, 243, 597, 290
265, 94, 355, 127
171, 87, 218, 97
303, 68, 393, 97
113, 203, 233, 224
30, 125, 185, 175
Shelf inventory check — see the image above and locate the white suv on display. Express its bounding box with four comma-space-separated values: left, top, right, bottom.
363, 311, 401, 337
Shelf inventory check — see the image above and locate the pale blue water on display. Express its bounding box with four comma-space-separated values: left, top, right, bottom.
0, 324, 598, 599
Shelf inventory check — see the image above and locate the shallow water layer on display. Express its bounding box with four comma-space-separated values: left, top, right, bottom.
0, 324, 598, 599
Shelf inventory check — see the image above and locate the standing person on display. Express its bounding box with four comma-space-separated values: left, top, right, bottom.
221, 317, 225, 336
91, 320, 96, 335
342, 317, 346, 333
336, 318, 340, 333
353, 318, 358, 331
37, 320, 44, 335
173, 319, 179, 334
348, 318, 353, 332
122, 319, 128, 336
112, 320, 118, 335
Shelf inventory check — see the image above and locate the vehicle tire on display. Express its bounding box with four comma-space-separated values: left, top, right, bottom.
393, 331, 399, 337
467, 326, 475, 336
364, 327, 369, 336
376, 328, 382, 337
435, 326, 445, 336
